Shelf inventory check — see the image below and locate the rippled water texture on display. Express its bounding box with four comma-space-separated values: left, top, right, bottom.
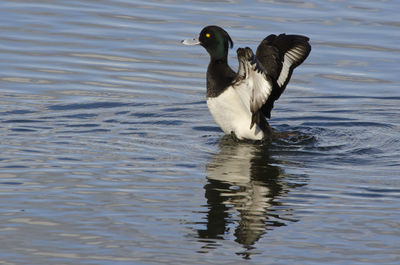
1, 0, 400, 264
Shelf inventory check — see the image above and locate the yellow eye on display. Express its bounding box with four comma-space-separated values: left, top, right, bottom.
205, 33, 211, 38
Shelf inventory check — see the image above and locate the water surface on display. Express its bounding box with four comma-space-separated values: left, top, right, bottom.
1, 0, 400, 264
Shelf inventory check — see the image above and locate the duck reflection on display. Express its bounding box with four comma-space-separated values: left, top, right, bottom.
197, 136, 306, 254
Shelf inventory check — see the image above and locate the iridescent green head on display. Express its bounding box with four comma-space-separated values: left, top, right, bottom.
182, 25, 234, 61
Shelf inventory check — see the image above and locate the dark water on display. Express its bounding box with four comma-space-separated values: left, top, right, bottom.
1, 0, 400, 264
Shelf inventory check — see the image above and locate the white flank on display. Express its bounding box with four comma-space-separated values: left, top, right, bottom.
207, 87, 264, 140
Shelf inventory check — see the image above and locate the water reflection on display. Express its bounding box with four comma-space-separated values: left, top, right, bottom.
198, 136, 307, 258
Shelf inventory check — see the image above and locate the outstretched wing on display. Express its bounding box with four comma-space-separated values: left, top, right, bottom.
256, 34, 311, 118
233, 47, 274, 130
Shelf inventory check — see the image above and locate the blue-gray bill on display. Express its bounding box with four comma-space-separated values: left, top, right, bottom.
181, 37, 200, 45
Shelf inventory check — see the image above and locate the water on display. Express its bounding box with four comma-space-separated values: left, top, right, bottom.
1, 0, 399, 264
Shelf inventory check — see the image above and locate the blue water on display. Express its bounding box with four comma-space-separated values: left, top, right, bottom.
1, 0, 400, 264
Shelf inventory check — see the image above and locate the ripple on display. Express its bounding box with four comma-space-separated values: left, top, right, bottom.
48, 102, 129, 111
318, 41, 400, 53
0, 181, 23, 185
318, 73, 392, 83
301, 121, 393, 128
2, 119, 43, 123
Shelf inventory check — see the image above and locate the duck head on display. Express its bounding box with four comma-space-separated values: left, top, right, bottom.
182, 25, 233, 61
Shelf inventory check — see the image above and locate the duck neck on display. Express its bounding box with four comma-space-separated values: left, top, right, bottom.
206, 58, 235, 98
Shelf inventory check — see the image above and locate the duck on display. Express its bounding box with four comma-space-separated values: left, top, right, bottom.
182, 25, 311, 140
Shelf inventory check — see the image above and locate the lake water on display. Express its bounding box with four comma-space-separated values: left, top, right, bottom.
1, 0, 399, 264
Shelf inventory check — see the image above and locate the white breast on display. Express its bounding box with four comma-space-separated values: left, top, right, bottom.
206, 87, 264, 140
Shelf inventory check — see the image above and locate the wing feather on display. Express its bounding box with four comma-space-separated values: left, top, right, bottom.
256, 34, 311, 118
233, 47, 273, 129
